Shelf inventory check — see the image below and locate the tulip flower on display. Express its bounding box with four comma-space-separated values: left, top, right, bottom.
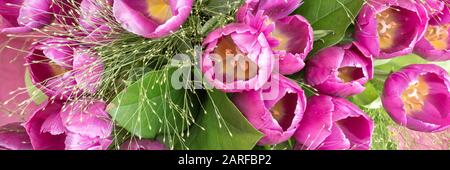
79, 0, 113, 43
354, 0, 428, 59
237, 0, 313, 75
0, 0, 53, 33
305, 42, 373, 97
26, 38, 104, 99
113, 0, 193, 38
417, 0, 444, 15
0, 122, 32, 150
24, 100, 113, 150
294, 95, 374, 150
201, 23, 274, 92
0, 34, 38, 125
414, 1, 450, 61
120, 139, 167, 150
233, 75, 306, 145
382, 64, 450, 132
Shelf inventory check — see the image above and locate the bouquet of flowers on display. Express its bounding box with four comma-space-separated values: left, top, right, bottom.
0, 0, 449, 150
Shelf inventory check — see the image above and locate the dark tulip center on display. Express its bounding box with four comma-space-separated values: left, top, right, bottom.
212, 36, 258, 82
337, 66, 364, 83
269, 93, 298, 131
146, 0, 173, 24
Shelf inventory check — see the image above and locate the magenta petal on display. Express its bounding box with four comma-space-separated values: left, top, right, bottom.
0, 123, 32, 150
201, 23, 274, 92
294, 95, 373, 150
355, 0, 428, 59
294, 95, 334, 150
73, 49, 104, 94
120, 139, 167, 150
317, 124, 350, 150
382, 64, 450, 132
306, 43, 373, 97
23, 100, 66, 150
113, 0, 193, 38
414, 3, 450, 61
233, 75, 306, 145
1, 0, 53, 33
64, 133, 111, 150
273, 15, 313, 75
59, 101, 112, 139
26, 39, 78, 99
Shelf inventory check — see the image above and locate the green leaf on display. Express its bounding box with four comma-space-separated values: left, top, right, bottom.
183, 90, 263, 150
204, 0, 243, 16
107, 68, 190, 139
24, 68, 47, 105
349, 82, 379, 107
295, 0, 365, 53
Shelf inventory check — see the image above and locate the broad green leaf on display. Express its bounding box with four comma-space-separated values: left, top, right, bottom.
24, 68, 47, 105
349, 82, 379, 107
295, 0, 364, 53
184, 90, 263, 150
108, 68, 191, 139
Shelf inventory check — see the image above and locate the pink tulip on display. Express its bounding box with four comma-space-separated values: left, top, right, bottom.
355, 0, 428, 59
233, 75, 306, 145
0, 122, 32, 150
113, 0, 193, 38
237, 0, 313, 75
382, 64, 450, 132
24, 100, 113, 150
305, 42, 373, 97
201, 23, 274, 92
294, 95, 374, 150
414, 0, 450, 61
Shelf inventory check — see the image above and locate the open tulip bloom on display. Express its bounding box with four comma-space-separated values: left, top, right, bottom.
355, 0, 428, 59
237, 0, 313, 75
306, 43, 374, 97
294, 95, 374, 150
0, 0, 53, 33
26, 38, 103, 99
382, 64, 450, 132
233, 75, 306, 145
24, 100, 112, 150
201, 23, 274, 92
1, 0, 450, 151
113, 0, 193, 38
414, 0, 450, 61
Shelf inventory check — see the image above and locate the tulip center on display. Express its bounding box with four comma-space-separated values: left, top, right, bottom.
376, 8, 401, 50
213, 36, 258, 82
272, 29, 290, 51
48, 61, 69, 76
401, 76, 429, 114
424, 24, 450, 50
146, 0, 173, 24
269, 93, 297, 131
338, 67, 364, 83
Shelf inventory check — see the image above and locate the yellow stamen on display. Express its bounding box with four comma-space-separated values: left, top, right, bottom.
376, 8, 401, 50
338, 67, 363, 83
272, 29, 290, 51
213, 36, 258, 81
49, 61, 69, 76
146, 0, 173, 24
401, 76, 429, 114
424, 24, 450, 50
271, 100, 286, 122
